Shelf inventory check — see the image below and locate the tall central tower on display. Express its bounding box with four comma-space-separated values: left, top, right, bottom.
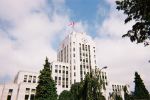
57, 31, 97, 85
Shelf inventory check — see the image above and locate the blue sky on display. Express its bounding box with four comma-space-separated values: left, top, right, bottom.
66, 0, 110, 37
0, 0, 150, 91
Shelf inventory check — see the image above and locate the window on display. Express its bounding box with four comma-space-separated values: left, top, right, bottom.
74, 72, 76, 76
25, 95, 29, 100
28, 75, 32, 83
82, 44, 84, 50
33, 76, 36, 83
83, 53, 85, 56
24, 75, 27, 82
31, 89, 36, 94
8, 89, 13, 95
66, 78, 68, 81
74, 66, 76, 70
59, 77, 61, 80
58, 77, 61, 85
59, 70, 61, 73
63, 70, 65, 73
55, 76, 57, 83
55, 69, 58, 73
66, 71, 68, 74
25, 88, 30, 94
7, 95, 11, 100
66, 85, 68, 88
73, 48, 75, 51
73, 54, 75, 57
55, 65, 58, 69
7, 89, 13, 100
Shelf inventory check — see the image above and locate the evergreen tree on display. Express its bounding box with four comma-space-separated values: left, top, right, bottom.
116, 0, 150, 45
35, 57, 58, 100
58, 90, 72, 100
134, 72, 149, 99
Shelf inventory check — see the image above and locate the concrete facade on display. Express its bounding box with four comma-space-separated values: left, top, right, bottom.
0, 31, 128, 100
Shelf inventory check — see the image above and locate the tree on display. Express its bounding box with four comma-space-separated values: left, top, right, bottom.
116, 0, 150, 45
58, 90, 72, 100
115, 94, 123, 100
70, 82, 83, 100
35, 57, 58, 100
81, 72, 105, 100
134, 72, 149, 99
69, 71, 105, 100
123, 86, 134, 100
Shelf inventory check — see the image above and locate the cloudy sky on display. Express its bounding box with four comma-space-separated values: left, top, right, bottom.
0, 0, 150, 91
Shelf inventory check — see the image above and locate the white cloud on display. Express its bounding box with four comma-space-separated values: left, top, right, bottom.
0, 0, 88, 83
0, 0, 71, 82
95, 0, 150, 91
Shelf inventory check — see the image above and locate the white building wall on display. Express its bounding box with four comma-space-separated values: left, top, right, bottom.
51, 61, 70, 95
17, 83, 37, 100
0, 83, 18, 100
57, 31, 97, 85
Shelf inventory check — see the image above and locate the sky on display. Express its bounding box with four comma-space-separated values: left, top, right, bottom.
0, 0, 150, 92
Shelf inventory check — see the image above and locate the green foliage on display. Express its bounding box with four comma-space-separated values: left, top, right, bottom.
58, 90, 72, 100
116, 0, 150, 45
134, 72, 149, 99
70, 82, 83, 100
123, 86, 134, 100
59, 71, 105, 100
69, 72, 105, 100
81, 72, 105, 100
35, 57, 58, 100
115, 94, 123, 100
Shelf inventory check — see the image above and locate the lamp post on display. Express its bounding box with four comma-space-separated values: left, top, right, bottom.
100, 66, 108, 71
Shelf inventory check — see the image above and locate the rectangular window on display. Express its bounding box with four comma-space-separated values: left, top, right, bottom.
58, 77, 61, 85
59, 70, 61, 73
7, 89, 13, 100
73, 48, 75, 51
8, 89, 13, 95
25, 88, 30, 94
74, 72, 76, 76
55, 69, 58, 73
82, 44, 84, 50
33, 76, 36, 83
66, 71, 68, 74
28, 75, 32, 83
31, 89, 36, 94
7, 95, 11, 100
55, 65, 58, 69
55, 76, 57, 83
25, 95, 29, 100
24, 75, 27, 82
66, 85, 68, 88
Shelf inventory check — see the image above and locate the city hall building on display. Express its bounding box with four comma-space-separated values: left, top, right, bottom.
0, 31, 129, 100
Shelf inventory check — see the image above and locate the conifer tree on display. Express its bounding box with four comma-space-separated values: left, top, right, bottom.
35, 57, 58, 100
134, 72, 149, 99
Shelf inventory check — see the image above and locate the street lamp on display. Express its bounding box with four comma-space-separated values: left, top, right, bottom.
100, 66, 108, 71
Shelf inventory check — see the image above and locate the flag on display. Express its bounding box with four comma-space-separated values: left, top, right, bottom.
68, 22, 75, 27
